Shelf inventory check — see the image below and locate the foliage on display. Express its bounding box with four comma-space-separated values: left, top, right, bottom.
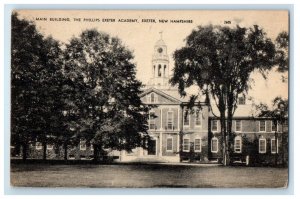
170, 24, 277, 165
63, 29, 150, 161
275, 31, 289, 73
11, 12, 64, 160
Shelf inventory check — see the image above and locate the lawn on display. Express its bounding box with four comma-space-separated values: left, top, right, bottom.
10, 163, 288, 188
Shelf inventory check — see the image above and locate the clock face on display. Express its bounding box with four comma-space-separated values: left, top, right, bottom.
157, 48, 163, 53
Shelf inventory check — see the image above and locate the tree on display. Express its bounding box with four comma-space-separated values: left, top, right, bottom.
11, 12, 64, 161
274, 31, 289, 82
63, 29, 150, 162
275, 31, 289, 73
170, 25, 276, 165
256, 97, 288, 166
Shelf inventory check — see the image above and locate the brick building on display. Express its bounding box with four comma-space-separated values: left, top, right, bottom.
13, 36, 288, 166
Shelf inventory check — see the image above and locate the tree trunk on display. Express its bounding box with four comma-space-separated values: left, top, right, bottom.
43, 142, 47, 161
64, 142, 68, 161
275, 130, 278, 166
93, 144, 99, 163
226, 92, 234, 165
22, 143, 27, 162
227, 106, 234, 165
220, 111, 227, 166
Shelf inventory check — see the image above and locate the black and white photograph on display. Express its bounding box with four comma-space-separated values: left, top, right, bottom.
10, 9, 289, 188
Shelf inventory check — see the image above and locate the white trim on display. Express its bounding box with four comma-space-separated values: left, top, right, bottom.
177, 133, 180, 152
177, 108, 180, 130
237, 96, 246, 105
235, 120, 242, 132
159, 132, 163, 156
271, 138, 279, 154
195, 112, 202, 127
234, 136, 242, 153
183, 138, 190, 152
228, 131, 284, 134
149, 110, 156, 130
211, 137, 218, 153
183, 113, 190, 127
194, 138, 202, 152
80, 140, 86, 151
167, 111, 174, 130
166, 137, 173, 152
259, 137, 267, 153
36, 142, 42, 150
271, 121, 278, 132
156, 105, 180, 109
149, 92, 156, 103
259, 120, 266, 132
46, 144, 53, 150
160, 108, 163, 130
211, 120, 218, 132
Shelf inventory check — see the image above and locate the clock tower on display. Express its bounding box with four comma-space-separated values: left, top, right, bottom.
148, 32, 170, 89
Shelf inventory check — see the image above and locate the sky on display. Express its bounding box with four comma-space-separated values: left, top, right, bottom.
16, 10, 289, 106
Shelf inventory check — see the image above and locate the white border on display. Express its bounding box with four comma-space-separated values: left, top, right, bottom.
2, 2, 297, 198
259, 120, 266, 132
211, 137, 218, 153
194, 137, 201, 152
234, 136, 242, 153
183, 138, 190, 152
166, 137, 173, 151
259, 137, 267, 154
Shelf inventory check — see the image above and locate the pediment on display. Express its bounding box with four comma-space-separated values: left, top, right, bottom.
140, 88, 181, 104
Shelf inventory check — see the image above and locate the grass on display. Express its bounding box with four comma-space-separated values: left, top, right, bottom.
10, 163, 288, 188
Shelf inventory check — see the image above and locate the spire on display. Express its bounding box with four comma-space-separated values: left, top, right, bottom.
159, 31, 163, 40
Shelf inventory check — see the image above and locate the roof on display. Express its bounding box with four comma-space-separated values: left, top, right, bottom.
209, 103, 259, 118
155, 39, 167, 47
140, 86, 206, 103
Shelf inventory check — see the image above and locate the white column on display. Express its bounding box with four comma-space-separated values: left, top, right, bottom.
160, 108, 163, 130
177, 133, 180, 152
177, 108, 180, 130
159, 131, 163, 157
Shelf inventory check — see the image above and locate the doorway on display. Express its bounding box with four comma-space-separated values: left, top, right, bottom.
147, 139, 157, 155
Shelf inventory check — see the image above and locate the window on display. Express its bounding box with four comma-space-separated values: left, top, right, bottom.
166, 137, 173, 151
238, 96, 245, 105
158, 64, 162, 77
211, 120, 218, 132
271, 121, 278, 132
259, 138, 266, 153
150, 93, 156, 103
271, 138, 279, 154
234, 136, 242, 153
183, 112, 190, 126
163, 65, 167, 77
47, 144, 53, 150
167, 111, 173, 130
195, 112, 202, 126
149, 111, 156, 130
194, 138, 201, 152
235, 120, 242, 132
211, 137, 218, 153
183, 138, 190, 152
80, 140, 86, 151
36, 142, 42, 150
259, 120, 266, 132
90, 144, 94, 151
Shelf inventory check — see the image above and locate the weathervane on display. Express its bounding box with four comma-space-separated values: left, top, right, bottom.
159, 31, 163, 40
